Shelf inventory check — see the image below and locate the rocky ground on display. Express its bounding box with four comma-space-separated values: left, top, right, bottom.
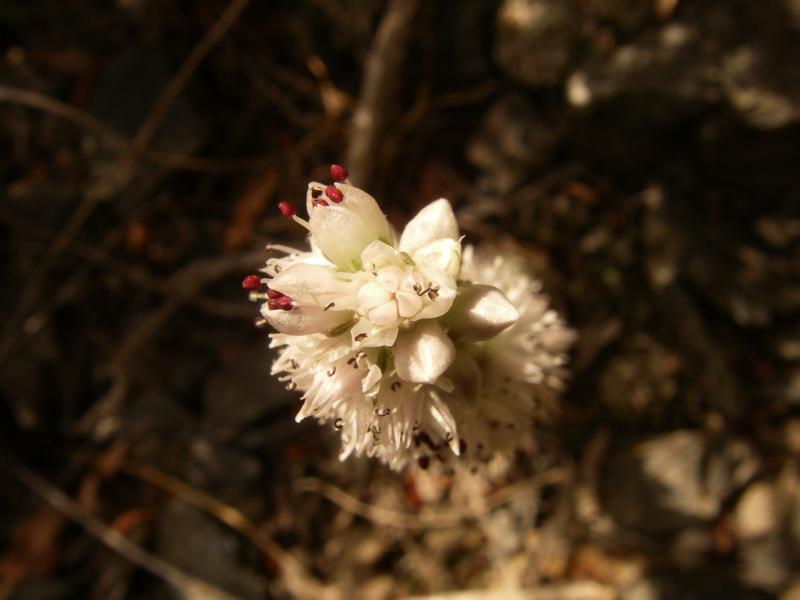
1, 1, 799, 598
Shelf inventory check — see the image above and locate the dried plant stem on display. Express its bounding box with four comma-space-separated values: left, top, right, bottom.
4, 456, 243, 600
0, 0, 252, 366
294, 468, 565, 530
345, 0, 421, 187
130, 0, 250, 154
122, 462, 328, 600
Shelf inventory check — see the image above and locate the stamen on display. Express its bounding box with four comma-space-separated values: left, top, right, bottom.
268, 296, 293, 311
278, 200, 311, 230
278, 201, 295, 218
417, 431, 437, 450
267, 288, 283, 299
374, 408, 391, 416
241, 274, 261, 290
354, 333, 367, 342
325, 185, 344, 203
323, 302, 335, 311
266, 243, 301, 255
334, 418, 344, 430
254, 318, 268, 328
330, 164, 348, 182
286, 382, 297, 391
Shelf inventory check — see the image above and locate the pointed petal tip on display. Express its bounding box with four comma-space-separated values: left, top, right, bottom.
393, 321, 455, 384
446, 284, 520, 342
399, 198, 460, 254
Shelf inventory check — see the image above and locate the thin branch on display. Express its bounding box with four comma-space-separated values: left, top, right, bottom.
293, 468, 565, 530
345, 0, 421, 187
0, 85, 269, 172
0, 0, 252, 366
75, 248, 266, 437
130, 0, 250, 154
3, 456, 244, 600
122, 462, 328, 600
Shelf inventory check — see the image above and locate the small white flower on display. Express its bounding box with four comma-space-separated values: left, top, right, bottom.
246, 165, 573, 470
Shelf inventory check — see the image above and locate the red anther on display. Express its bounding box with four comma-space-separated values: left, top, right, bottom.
266, 288, 282, 299
312, 198, 329, 207
278, 201, 295, 218
330, 164, 348, 182
275, 296, 293, 310
241, 274, 261, 290
267, 298, 280, 311
325, 185, 344, 203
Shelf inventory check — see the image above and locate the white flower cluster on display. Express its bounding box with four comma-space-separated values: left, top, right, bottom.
244, 165, 574, 470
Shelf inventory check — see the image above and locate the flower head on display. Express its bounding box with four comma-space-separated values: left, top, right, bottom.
249, 167, 573, 470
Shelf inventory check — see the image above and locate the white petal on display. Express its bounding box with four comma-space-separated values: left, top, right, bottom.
368, 302, 398, 326
350, 319, 399, 348
376, 266, 403, 292
358, 281, 393, 311
362, 364, 383, 394
335, 183, 392, 242
360, 240, 400, 271
262, 305, 352, 335
399, 199, 459, 254
427, 391, 460, 454
395, 290, 423, 318
305, 182, 392, 271
269, 264, 356, 307
308, 205, 377, 271
393, 321, 455, 384
412, 238, 462, 278
413, 266, 457, 320
445, 284, 519, 342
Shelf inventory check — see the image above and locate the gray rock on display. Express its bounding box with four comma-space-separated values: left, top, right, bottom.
603, 430, 759, 534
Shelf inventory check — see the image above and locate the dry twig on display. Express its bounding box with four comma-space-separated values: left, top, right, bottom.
3, 456, 243, 600
122, 461, 328, 600
0, 0, 253, 366
345, 0, 421, 187
294, 468, 565, 530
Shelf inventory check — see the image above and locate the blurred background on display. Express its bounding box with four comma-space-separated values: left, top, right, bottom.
1, 0, 800, 598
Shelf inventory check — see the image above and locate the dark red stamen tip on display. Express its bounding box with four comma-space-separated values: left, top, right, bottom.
330, 164, 348, 182
241, 274, 261, 290
268, 295, 293, 311
278, 201, 295, 218
267, 288, 282, 299
276, 296, 293, 310
312, 198, 329, 207
325, 185, 344, 203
